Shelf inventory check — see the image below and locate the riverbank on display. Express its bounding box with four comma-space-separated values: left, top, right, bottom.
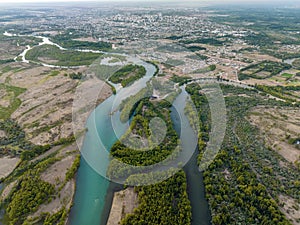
170, 89, 211, 225
106, 188, 138, 225
0, 157, 20, 180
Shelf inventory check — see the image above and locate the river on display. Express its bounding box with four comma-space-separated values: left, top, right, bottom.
171, 89, 211, 225
3, 30, 211, 224
67, 59, 156, 225
69, 78, 211, 225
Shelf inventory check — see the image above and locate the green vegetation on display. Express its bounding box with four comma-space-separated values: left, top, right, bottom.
106, 81, 117, 95
90, 60, 121, 81
6, 175, 55, 224
49, 70, 60, 76
191, 65, 216, 74
30, 120, 64, 138
69, 72, 83, 80
51, 34, 111, 51
0, 119, 30, 157
42, 207, 67, 225
186, 53, 208, 61
186, 82, 299, 224
292, 59, 300, 69
239, 61, 291, 80
166, 35, 186, 40
170, 75, 192, 86
53, 136, 76, 146
26, 44, 102, 67
164, 59, 185, 67
0, 33, 40, 47
121, 171, 191, 225
243, 32, 275, 46
145, 61, 159, 77
0, 84, 26, 120
118, 86, 153, 123
151, 78, 180, 98
255, 85, 300, 105
66, 155, 81, 181
109, 93, 191, 224
109, 64, 146, 87
1, 126, 79, 224
0, 118, 75, 159
265, 50, 300, 61
109, 99, 179, 176
186, 45, 207, 52
21, 145, 51, 161
184, 99, 199, 133
0, 59, 14, 65
281, 73, 293, 79
1, 65, 14, 74
182, 38, 224, 46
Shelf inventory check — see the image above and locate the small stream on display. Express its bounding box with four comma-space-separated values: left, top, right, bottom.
3, 31, 98, 68
171, 89, 211, 225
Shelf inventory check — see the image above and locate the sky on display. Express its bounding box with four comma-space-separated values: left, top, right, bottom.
0, 0, 296, 2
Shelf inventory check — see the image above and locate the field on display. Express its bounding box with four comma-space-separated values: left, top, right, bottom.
249, 107, 300, 165
51, 33, 112, 51
239, 61, 292, 80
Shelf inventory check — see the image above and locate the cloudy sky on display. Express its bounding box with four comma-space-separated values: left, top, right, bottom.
0, 0, 296, 2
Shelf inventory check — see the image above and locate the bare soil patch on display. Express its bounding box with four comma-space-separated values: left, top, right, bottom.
248, 106, 300, 165
279, 195, 300, 225
107, 188, 138, 225
0, 180, 17, 201
0, 157, 20, 179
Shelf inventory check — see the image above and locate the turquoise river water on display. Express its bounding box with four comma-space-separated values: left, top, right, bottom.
68, 60, 211, 225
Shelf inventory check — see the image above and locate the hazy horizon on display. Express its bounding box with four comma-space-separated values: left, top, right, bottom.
0, 0, 298, 4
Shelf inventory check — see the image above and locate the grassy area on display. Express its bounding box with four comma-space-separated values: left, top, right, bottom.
170, 75, 192, 86
0, 33, 40, 47
186, 53, 208, 61
182, 38, 224, 46
0, 84, 26, 120
109, 64, 146, 87
26, 44, 102, 67
51, 33, 111, 51
255, 85, 300, 104
164, 58, 185, 67
1, 66, 14, 74
0, 59, 14, 65
281, 73, 294, 79
239, 61, 292, 80
49, 70, 60, 76
191, 65, 216, 74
